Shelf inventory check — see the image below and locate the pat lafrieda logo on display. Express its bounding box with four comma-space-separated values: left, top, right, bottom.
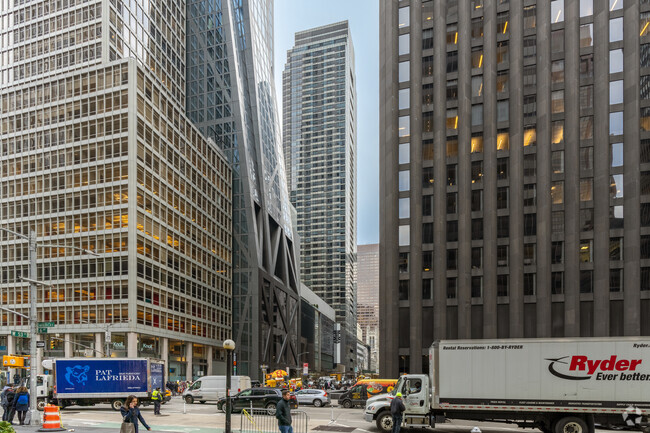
546, 355, 650, 381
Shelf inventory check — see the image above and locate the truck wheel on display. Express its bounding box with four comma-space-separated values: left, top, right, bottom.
37, 399, 47, 411
111, 399, 125, 411
342, 400, 353, 409
376, 412, 393, 433
555, 417, 588, 433
185, 395, 194, 404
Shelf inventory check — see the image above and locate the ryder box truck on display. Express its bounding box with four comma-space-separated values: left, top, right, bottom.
364, 338, 650, 433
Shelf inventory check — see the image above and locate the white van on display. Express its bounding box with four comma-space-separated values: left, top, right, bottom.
183, 375, 252, 403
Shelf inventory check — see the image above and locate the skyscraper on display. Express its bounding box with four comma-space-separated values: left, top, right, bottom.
380, 0, 650, 377
187, 0, 301, 377
0, 0, 232, 380
283, 21, 358, 371
357, 244, 379, 373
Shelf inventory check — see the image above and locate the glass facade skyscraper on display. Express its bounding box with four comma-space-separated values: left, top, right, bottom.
380, 0, 650, 377
282, 21, 358, 371
187, 0, 300, 377
0, 0, 232, 379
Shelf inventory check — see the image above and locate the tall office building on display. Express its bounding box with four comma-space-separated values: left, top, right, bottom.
0, 0, 232, 381
283, 21, 358, 371
187, 0, 301, 377
357, 244, 379, 373
380, 0, 650, 376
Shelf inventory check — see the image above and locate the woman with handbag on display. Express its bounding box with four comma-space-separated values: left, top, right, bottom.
120, 395, 152, 433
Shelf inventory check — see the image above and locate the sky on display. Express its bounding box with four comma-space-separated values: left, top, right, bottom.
274, 0, 380, 246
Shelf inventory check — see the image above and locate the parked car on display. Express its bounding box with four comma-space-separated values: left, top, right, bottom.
293, 389, 330, 407
217, 387, 298, 414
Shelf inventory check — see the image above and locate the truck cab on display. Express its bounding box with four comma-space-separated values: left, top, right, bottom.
364, 374, 432, 432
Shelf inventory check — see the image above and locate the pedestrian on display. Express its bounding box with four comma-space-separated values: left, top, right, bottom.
12, 386, 29, 426
4, 386, 16, 424
151, 387, 162, 415
120, 395, 151, 433
1, 385, 11, 421
275, 389, 293, 433
390, 392, 405, 433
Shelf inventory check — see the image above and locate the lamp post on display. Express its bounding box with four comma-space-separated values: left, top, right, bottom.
223, 339, 235, 433
0, 227, 97, 426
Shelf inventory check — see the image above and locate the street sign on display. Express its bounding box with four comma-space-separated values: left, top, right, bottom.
37, 322, 55, 328
36, 341, 45, 349
105, 330, 112, 342
303, 363, 308, 375
37, 328, 49, 334
11, 331, 28, 338
2, 356, 25, 367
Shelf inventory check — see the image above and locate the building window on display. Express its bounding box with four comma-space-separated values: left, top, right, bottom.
497, 130, 510, 151
552, 121, 565, 145
447, 249, 458, 270
524, 273, 536, 296
497, 100, 509, 123
552, 211, 564, 233
610, 18, 623, 43
551, 29, 564, 54
447, 51, 458, 73
423, 195, 432, 216
399, 225, 410, 246
580, 270, 593, 294
524, 95, 536, 122
580, 86, 594, 110
581, 53, 595, 78
523, 154, 536, 177
611, 205, 624, 229
524, 5, 536, 29
471, 189, 483, 212
447, 24, 458, 48
524, 214, 536, 237
423, 166, 434, 187
580, 116, 594, 140
399, 61, 410, 82
422, 28, 433, 50
399, 7, 410, 28
447, 164, 457, 185
580, 240, 593, 263
524, 243, 536, 266
447, 79, 458, 102
611, 237, 623, 261
423, 278, 432, 299
551, 0, 564, 23
472, 247, 483, 269
447, 139, 458, 157
447, 221, 458, 242
497, 245, 508, 267
399, 198, 410, 219
471, 161, 483, 183
399, 34, 410, 55
552, 241, 564, 264
552, 272, 564, 295
610, 269, 622, 292
611, 174, 624, 198
472, 104, 483, 126
472, 76, 484, 98
552, 60, 564, 84
447, 109, 458, 130
496, 41, 509, 65
611, 142, 623, 167
423, 223, 433, 244
399, 116, 410, 137
399, 253, 409, 273
580, 148, 593, 172
497, 187, 509, 210
552, 150, 564, 174
610, 80, 624, 105
524, 184, 536, 207
551, 90, 565, 114
423, 252, 433, 272
471, 134, 484, 154
642, 107, 650, 132
399, 170, 410, 191
642, 12, 650, 37
471, 276, 483, 298
524, 126, 537, 147
524, 36, 536, 61
497, 216, 509, 238
610, 50, 623, 74
422, 56, 433, 77
581, 208, 594, 232
580, 24, 593, 48
399, 143, 410, 164
472, 17, 484, 40
498, 158, 509, 180
497, 13, 509, 35
423, 83, 433, 104
447, 278, 457, 299
472, 218, 483, 240
497, 275, 509, 297
580, 0, 593, 17
523, 65, 537, 88
497, 71, 509, 94
399, 280, 409, 300
399, 89, 410, 110
552, 182, 564, 204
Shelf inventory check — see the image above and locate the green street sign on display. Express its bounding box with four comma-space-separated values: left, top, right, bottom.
37, 328, 49, 334
11, 331, 28, 338
37, 322, 55, 328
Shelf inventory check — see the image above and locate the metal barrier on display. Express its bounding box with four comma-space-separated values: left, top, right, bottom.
240, 407, 309, 433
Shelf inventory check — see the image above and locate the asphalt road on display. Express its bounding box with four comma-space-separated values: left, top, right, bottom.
11, 396, 627, 433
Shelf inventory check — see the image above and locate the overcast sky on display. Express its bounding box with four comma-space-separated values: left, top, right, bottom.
274, 0, 380, 246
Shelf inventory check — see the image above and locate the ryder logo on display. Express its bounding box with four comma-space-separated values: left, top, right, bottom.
546, 355, 643, 381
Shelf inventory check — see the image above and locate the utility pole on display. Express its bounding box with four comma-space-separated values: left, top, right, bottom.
28, 230, 38, 428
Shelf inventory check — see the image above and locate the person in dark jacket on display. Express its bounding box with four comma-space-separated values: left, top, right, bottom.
12, 386, 29, 425
121, 395, 151, 433
1, 386, 11, 422
390, 392, 406, 433
275, 389, 293, 433
4, 386, 16, 424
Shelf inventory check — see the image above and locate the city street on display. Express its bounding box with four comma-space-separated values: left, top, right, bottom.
8, 396, 622, 433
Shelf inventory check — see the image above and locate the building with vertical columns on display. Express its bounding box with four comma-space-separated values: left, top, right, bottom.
357, 244, 379, 373
380, 0, 650, 377
186, 0, 302, 378
0, 0, 232, 382
282, 21, 358, 372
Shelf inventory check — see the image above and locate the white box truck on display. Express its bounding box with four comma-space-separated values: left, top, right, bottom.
364, 338, 650, 433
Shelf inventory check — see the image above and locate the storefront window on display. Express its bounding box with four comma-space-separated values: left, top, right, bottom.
138, 335, 160, 357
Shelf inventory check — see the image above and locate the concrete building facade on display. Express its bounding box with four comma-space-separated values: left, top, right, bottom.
357, 243, 379, 373
380, 0, 650, 376
282, 21, 358, 372
0, 0, 232, 381
186, 0, 301, 378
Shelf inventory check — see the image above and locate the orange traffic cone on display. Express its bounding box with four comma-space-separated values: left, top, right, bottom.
37, 404, 66, 432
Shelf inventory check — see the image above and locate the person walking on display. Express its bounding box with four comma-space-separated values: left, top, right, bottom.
275, 389, 293, 433
12, 386, 29, 426
390, 392, 405, 433
4, 386, 16, 424
1, 385, 11, 421
151, 388, 162, 415
120, 395, 151, 433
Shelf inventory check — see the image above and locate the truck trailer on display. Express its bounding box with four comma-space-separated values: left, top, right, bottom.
37, 358, 166, 410
364, 338, 650, 433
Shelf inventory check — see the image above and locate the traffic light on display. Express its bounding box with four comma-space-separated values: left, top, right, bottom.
50, 339, 56, 350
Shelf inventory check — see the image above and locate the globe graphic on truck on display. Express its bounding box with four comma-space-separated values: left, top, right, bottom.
64, 365, 90, 387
